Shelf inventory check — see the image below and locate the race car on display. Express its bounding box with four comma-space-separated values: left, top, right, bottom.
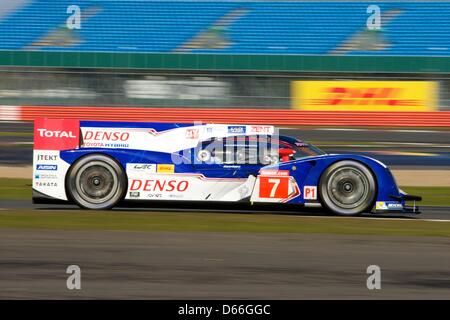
32, 118, 421, 215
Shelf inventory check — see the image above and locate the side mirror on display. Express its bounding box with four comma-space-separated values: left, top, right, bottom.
278, 148, 295, 162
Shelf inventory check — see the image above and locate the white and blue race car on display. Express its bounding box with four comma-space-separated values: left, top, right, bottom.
32, 119, 421, 216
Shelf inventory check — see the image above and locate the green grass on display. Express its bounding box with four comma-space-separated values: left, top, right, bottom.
0, 210, 449, 236
0, 132, 33, 137
1, 178, 448, 206
0, 143, 32, 148
401, 187, 450, 207
0, 178, 32, 200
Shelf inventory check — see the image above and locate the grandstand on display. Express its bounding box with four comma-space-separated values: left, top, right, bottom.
0, 0, 449, 55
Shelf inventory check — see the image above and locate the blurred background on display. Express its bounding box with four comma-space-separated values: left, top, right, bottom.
1, 0, 450, 300
0, 0, 450, 187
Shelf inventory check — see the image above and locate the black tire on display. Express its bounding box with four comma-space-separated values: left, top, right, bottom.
319, 160, 377, 216
66, 154, 126, 210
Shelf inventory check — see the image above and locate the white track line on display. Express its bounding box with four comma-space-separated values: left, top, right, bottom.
392, 129, 444, 134
290, 215, 450, 222
344, 217, 420, 221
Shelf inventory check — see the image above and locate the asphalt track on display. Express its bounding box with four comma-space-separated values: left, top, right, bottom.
1, 230, 450, 299
1, 195, 449, 300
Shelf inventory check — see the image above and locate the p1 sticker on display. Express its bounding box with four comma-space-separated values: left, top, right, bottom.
303, 186, 317, 200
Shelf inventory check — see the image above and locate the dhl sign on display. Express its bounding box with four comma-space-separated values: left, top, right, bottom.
291, 81, 437, 112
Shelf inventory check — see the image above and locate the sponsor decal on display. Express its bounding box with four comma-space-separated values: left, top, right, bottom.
376, 201, 403, 210
295, 142, 307, 147
250, 125, 273, 134
83, 130, 130, 141
169, 194, 184, 199
157, 164, 175, 173
133, 164, 154, 170
185, 128, 199, 139
259, 176, 289, 198
36, 164, 58, 171
35, 181, 58, 187
82, 129, 130, 148
259, 169, 289, 176
228, 125, 246, 134
83, 142, 130, 148
223, 165, 241, 169
34, 119, 79, 151
37, 154, 58, 161
292, 80, 437, 112
35, 173, 58, 180
303, 186, 317, 200
37, 129, 76, 138
387, 202, 403, 210
129, 179, 189, 192
147, 194, 163, 199
129, 191, 140, 198
376, 202, 387, 210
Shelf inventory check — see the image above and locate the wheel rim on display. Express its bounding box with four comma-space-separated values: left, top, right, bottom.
75, 161, 118, 204
327, 166, 370, 210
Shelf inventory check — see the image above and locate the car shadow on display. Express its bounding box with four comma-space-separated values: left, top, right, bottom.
31, 200, 419, 219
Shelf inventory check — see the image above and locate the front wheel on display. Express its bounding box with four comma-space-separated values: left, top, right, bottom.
319, 160, 377, 216
66, 154, 127, 210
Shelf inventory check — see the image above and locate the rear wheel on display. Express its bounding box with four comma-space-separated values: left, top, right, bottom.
67, 154, 126, 210
319, 161, 376, 216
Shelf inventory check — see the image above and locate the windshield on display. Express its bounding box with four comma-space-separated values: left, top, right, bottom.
289, 142, 327, 159
278, 136, 327, 160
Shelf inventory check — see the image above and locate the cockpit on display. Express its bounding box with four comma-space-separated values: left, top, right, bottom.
192, 135, 326, 165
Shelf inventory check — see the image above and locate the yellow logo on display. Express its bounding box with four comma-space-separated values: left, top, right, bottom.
157, 164, 175, 173
376, 202, 387, 210
291, 80, 437, 112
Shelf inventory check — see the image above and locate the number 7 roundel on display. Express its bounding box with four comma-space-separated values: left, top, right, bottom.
259, 176, 289, 198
